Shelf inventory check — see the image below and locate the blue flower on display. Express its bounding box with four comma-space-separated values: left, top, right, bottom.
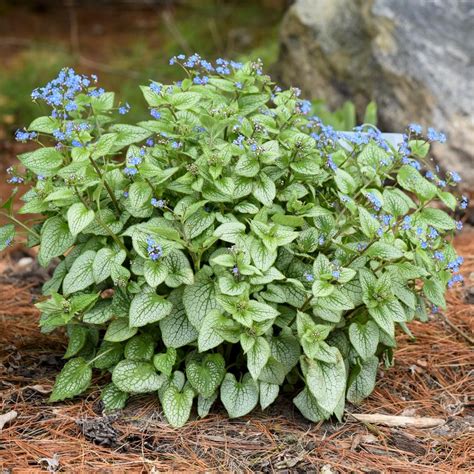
448, 274, 464, 288
151, 198, 165, 208
303, 272, 314, 282
232, 265, 240, 276
318, 236, 326, 246
146, 138, 154, 147
15, 129, 37, 142
427, 127, 446, 143
408, 123, 423, 134
129, 156, 142, 166
7, 176, 24, 184
326, 156, 338, 171
401, 215, 412, 230
460, 195, 469, 209
118, 103, 130, 115
193, 75, 209, 85
123, 191, 129, 198
420, 241, 428, 249
366, 192, 382, 211
456, 220, 463, 231
150, 108, 161, 119
146, 237, 163, 261
448, 171, 461, 183
150, 82, 162, 94
433, 251, 444, 261
416, 227, 424, 236
171, 141, 182, 149
233, 134, 245, 148
332, 270, 340, 280
124, 167, 138, 177
427, 227, 439, 239
425, 170, 434, 180
431, 305, 439, 314
297, 100, 312, 115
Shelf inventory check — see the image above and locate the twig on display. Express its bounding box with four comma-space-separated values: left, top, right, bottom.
440, 313, 474, 345
350, 413, 445, 428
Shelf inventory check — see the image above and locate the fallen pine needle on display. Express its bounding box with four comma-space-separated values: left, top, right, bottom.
351, 413, 445, 428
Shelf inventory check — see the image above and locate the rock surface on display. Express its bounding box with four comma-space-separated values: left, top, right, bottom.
278, 0, 474, 185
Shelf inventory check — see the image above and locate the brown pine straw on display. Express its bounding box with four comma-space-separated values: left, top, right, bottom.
0, 232, 473, 472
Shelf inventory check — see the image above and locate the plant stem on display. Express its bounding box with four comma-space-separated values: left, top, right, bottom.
0, 212, 41, 239
88, 156, 121, 217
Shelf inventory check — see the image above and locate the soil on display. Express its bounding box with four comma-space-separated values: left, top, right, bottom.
0, 230, 473, 472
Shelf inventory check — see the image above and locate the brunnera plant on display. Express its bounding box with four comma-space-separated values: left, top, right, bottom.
0, 56, 467, 427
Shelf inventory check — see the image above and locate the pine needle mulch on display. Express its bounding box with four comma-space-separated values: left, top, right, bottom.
0, 232, 473, 473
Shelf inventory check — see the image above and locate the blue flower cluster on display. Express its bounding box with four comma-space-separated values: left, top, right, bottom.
303, 271, 314, 282
426, 127, 446, 143
460, 195, 469, 210
169, 54, 244, 76
366, 192, 382, 211
31, 67, 101, 118
118, 103, 130, 115
446, 256, 464, 288
151, 198, 165, 208
15, 129, 38, 142
146, 237, 163, 261
6, 167, 24, 184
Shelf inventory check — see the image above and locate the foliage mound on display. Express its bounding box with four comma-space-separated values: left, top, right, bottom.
0, 56, 466, 427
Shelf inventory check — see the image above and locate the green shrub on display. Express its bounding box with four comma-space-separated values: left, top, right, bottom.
0, 57, 466, 427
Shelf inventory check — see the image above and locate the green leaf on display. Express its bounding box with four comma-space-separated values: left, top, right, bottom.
28, 116, 58, 133
124, 334, 155, 361
220, 373, 259, 418
91, 133, 117, 159
19, 147, 63, 176
63, 325, 88, 358
214, 222, 246, 244
198, 392, 218, 418
347, 356, 379, 403
92, 248, 126, 284
397, 165, 436, 201
270, 332, 300, 372
363, 101, 377, 125
49, 357, 92, 402
250, 236, 277, 271
129, 289, 173, 327
183, 209, 215, 239
0, 224, 15, 251
366, 242, 404, 260
112, 359, 163, 393
423, 278, 446, 309
306, 354, 346, 413
67, 203, 95, 236
235, 154, 259, 177
143, 258, 168, 287
335, 169, 356, 194
368, 303, 395, 337
38, 216, 75, 267
186, 353, 225, 397
153, 347, 177, 376
93, 341, 123, 369
162, 384, 195, 427
104, 319, 138, 342
349, 321, 379, 360
183, 276, 219, 329
164, 251, 194, 287
109, 124, 152, 148
169, 91, 202, 110
359, 207, 380, 239
293, 387, 331, 422
382, 188, 414, 216
260, 382, 279, 410
63, 250, 96, 295
101, 383, 129, 411
218, 274, 249, 296
198, 309, 238, 352
419, 208, 455, 231
241, 335, 271, 380
160, 289, 199, 348
83, 300, 114, 324
252, 172, 276, 207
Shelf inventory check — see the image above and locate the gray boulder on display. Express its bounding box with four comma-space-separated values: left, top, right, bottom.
278, 0, 474, 185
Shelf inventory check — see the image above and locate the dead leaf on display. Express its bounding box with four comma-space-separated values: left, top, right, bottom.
0, 410, 18, 431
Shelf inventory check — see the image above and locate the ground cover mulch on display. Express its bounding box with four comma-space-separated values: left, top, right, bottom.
0, 232, 472, 473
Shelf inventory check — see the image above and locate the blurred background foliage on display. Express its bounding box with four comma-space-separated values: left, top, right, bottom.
0, 0, 374, 137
